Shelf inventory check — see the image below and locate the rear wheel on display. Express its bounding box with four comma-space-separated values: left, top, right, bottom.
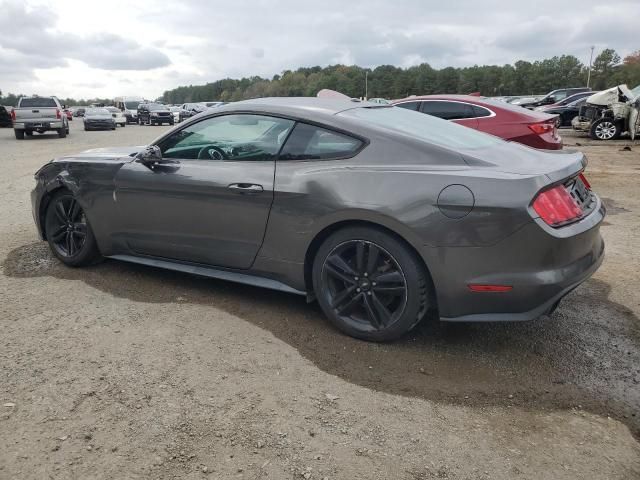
58, 127, 67, 138
44, 192, 101, 267
590, 118, 621, 140
14, 129, 24, 140
312, 226, 430, 341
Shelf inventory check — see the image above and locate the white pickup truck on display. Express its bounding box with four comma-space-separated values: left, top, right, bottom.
12, 96, 69, 139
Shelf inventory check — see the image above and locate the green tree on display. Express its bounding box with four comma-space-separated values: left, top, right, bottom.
591, 49, 621, 89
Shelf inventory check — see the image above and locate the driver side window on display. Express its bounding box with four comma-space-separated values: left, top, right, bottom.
158, 114, 295, 161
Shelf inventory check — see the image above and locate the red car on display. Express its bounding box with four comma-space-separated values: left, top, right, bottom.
392, 95, 562, 150
64, 109, 73, 121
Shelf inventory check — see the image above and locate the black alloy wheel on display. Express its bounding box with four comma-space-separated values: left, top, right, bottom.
313, 226, 430, 341
45, 192, 101, 266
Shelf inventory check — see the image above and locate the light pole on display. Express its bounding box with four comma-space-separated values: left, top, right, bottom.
587, 46, 595, 88
365, 70, 369, 100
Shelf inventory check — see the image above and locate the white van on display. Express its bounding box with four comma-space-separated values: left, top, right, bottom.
114, 96, 145, 124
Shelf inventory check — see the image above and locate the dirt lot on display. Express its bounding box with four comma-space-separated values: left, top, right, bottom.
1, 122, 639, 479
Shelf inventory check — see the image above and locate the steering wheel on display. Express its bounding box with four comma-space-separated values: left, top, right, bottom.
197, 145, 228, 160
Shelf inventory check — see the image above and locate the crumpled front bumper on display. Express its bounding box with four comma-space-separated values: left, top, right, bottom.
572, 117, 591, 132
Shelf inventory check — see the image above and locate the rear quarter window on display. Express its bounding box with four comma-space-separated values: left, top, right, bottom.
279, 123, 363, 160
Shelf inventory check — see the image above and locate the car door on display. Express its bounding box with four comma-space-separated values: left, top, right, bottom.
421, 101, 479, 129
113, 113, 295, 269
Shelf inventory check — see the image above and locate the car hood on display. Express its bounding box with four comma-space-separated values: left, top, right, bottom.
461, 141, 585, 181
52, 146, 145, 163
586, 85, 636, 106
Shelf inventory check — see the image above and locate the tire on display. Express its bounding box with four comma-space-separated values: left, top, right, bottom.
555, 117, 561, 128
312, 226, 430, 341
14, 129, 24, 140
44, 191, 101, 267
121, 123, 126, 127
58, 128, 66, 138
590, 118, 621, 140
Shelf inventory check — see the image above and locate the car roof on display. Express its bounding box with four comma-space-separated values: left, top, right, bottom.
217, 97, 373, 118
392, 94, 489, 104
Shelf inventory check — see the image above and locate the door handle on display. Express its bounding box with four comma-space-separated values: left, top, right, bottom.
228, 183, 263, 193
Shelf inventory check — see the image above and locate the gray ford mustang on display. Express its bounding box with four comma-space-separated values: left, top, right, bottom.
31, 98, 605, 341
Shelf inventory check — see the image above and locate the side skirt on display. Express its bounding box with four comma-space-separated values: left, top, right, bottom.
108, 254, 306, 296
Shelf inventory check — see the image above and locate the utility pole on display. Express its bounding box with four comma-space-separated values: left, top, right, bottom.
587, 46, 595, 88
365, 70, 369, 100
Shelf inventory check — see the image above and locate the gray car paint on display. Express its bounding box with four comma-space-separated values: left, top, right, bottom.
31, 98, 605, 322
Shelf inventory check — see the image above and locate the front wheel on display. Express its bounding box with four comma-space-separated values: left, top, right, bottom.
312, 226, 430, 341
590, 118, 621, 140
44, 192, 101, 267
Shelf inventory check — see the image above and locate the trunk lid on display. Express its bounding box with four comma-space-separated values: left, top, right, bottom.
461, 141, 585, 181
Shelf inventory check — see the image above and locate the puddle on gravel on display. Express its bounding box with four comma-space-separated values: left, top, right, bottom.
4, 242, 640, 438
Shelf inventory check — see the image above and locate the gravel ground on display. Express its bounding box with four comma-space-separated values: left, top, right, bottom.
1, 121, 639, 479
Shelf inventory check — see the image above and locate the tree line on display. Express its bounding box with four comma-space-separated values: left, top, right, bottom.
2, 49, 639, 107
160, 49, 640, 103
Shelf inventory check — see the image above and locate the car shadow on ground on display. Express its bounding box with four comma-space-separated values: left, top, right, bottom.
4, 241, 640, 438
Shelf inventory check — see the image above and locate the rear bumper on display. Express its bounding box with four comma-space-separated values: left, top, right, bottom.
430, 197, 606, 322
14, 121, 64, 130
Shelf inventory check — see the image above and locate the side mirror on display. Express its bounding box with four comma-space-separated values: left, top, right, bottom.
137, 145, 180, 169
138, 145, 163, 164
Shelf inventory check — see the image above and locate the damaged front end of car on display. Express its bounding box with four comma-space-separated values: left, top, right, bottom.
572, 84, 640, 140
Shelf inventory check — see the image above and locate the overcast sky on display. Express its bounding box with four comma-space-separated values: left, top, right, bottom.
1, 0, 638, 100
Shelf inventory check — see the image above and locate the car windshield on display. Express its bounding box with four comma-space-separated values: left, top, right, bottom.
20, 97, 57, 108
340, 106, 503, 150
630, 85, 640, 99
107, 107, 119, 113
86, 108, 109, 115
124, 101, 140, 109
148, 104, 165, 111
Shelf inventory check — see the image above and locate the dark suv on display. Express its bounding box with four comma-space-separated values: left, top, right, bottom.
519, 87, 591, 109
137, 103, 174, 126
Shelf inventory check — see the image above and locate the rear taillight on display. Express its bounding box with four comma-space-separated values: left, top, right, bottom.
532, 184, 583, 226
11, 109, 16, 121
528, 122, 554, 135
56, 108, 61, 119
578, 172, 591, 189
